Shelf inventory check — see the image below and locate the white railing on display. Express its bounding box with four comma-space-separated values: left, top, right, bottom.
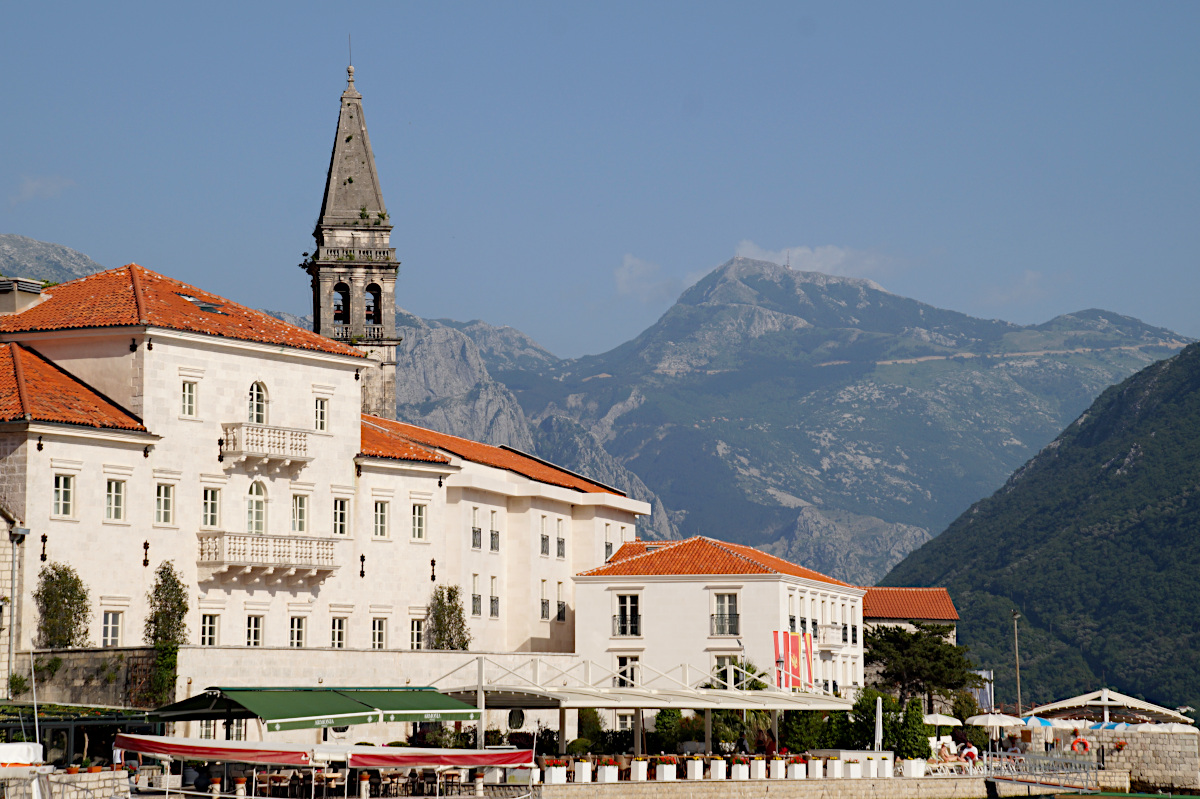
320, 247, 394, 262
221, 423, 310, 460
198, 531, 336, 568
364, 324, 384, 340
331, 325, 352, 339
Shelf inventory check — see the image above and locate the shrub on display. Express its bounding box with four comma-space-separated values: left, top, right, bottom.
33, 563, 90, 648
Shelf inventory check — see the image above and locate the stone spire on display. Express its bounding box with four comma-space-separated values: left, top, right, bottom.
305, 66, 400, 419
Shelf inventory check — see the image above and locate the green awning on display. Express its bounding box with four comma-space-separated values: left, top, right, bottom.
154, 688, 480, 732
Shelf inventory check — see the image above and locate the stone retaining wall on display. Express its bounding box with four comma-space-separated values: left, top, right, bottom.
540, 776, 1048, 799
1082, 729, 1200, 791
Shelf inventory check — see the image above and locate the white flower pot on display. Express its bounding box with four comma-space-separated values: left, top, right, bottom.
880, 757, 893, 778
827, 759, 843, 779
769, 760, 786, 779
749, 760, 766, 779
573, 762, 592, 783
597, 766, 618, 783
847, 762, 863, 779
731, 764, 749, 781
901, 759, 926, 778
545, 766, 566, 785
809, 760, 823, 779
686, 760, 704, 780
865, 758, 877, 778
656, 765, 676, 781
709, 760, 727, 780
631, 760, 648, 781
787, 762, 807, 779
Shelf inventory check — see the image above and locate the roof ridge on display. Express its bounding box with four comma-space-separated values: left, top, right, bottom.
706, 538, 781, 573
8, 344, 32, 420
127, 264, 148, 324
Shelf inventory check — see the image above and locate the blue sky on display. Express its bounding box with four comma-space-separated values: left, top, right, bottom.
3, 2, 1198, 357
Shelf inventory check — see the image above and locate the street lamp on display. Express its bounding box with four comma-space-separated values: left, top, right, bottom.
1012, 610, 1022, 717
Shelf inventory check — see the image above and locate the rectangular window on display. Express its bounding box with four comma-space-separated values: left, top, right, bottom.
101, 611, 122, 647
53, 474, 74, 517
200, 614, 219, 646
616, 655, 639, 688
199, 719, 216, 739
331, 617, 346, 649
105, 479, 125, 521
202, 488, 221, 528
411, 504, 426, 540
490, 528, 500, 552
314, 397, 328, 432
292, 495, 308, 533
246, 616, 262, 647
471, 574, 481, 616
332, 497, 349, 536
615, 594, 639, 635
540, 534, 550, 556
616, 714, 633, 732
373, 501, 389, 538
371, 618, 386, 650
410, 619, 424, 650
489, 576, 499, 618
540, 580, 549, 620
230, 718, 247, 741
289, 616, 306, 648
556, 536, 566, 559
182, 381, 197, 417
713, 593, 739, 636
155, 483, 174, 525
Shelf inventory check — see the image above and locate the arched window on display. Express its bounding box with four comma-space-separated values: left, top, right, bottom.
248, 382, 267, 424
246, 482, 266, 534
365, 284, 382, 325
333, 283, 351, 325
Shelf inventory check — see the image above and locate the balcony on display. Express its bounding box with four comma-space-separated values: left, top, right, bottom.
197, 531, 337, 586
556, 601, 567, 623
711, 613, 740, 636
220, 423, 312, 472
363, 325, 384, 340
612, 614, 641, 636
472, 527, 482, 549
816, 623, 847, 651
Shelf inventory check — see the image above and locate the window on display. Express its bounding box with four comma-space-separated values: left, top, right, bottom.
331, 617, 346, 649
200, 614, 219, 646
292, 495, 308, 533
373, 501, 388, 538
712, 593, 739, 636
246, 616, 262, 647
101, 611, 122, 647
105, 479, 125, 521
314, 397, 328, 432
249, 382, 267, 424
556, 582, 566, 622
540, 534, 550, 556
371, 618, 386, 650
333, 283, 350, 325
199, 719, 216, 739
230, 719, 247, 741
489, 511, 499, 551
616, 714, 633, 732
715, 655, 742, 688
202, 488, 221, 528
181, 381, 197, 417
471, 574, 482, 617
332, 497, 349, 536
411, 504, 426, 540
365, 284, 382, 325
410, 619, 424, 650
789, 615, 797, 633
540, 580, 549, 620
616, 655, 639, 688
614, 594, 639, 636
556, 519, 565, 558
605, 524, 613, 561
246, 482, 266, 534
489, 576, 499, 618
852, 624, 859, 645
155, 483, 174, 525
53, 474, 74, 517
289, 616, 306, 648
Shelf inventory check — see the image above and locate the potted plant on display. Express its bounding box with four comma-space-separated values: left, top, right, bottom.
709, 756, 727, 780
731, 756, 750, 780
573, 758, 592, 783
787, 757, 807, 780
685, 756, 704, 780
65, 766, 80, 775
597, 758, 619, 783
631, 756, 649, 781
544, 759, 567, 784
847, 758, 862, 779
827, 755, 844, 779
769, 755, 787, 779
879, 754, 893, 779
655, 756, 677, 781
1114, 741, 1128, 752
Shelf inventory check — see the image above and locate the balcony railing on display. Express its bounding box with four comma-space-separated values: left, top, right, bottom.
556, 538, 566, 558
711, 613, 740, 636
472, 527, 482, 549
331, 325, 352, 340
197, 531, 337, 585
816, 623, 846, 650
490, 530, 500, 552
363, 325, 384, 340
540, 599, 550, 620
490, 596, 500, 618
556, 601, 567, 622
472, 594, 482, 616
540, 535, 550, 556
220, 423, 312, 469
612, 614, 641, 636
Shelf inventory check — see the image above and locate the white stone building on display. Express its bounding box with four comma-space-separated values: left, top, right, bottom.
573, 537, 866, 729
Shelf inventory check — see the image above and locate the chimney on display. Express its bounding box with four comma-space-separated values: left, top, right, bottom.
0, 278, 46, 315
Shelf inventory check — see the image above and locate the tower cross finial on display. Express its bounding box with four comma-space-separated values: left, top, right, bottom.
347, 34, 355, 87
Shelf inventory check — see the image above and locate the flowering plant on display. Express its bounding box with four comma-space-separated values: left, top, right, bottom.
598, 758, 619, 767
732, 756, 750, 765
632, 756, 648, 761
544, 759, 567, 768
771, 755, 785, 760
1114, 741, 1128, 751
751, 755, 765, 760
847, 759, 860, 764
788, 756, 807, 764
656, 756, 678, 765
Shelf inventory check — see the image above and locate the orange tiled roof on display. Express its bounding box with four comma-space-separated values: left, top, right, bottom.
579, 536, 850, 587
362, 415, 623, 495
0, 343, 146, 431
0, 265, 364, 359
862, 587, 958, 621
360, 419, 450, 464
607, 541, 648, 562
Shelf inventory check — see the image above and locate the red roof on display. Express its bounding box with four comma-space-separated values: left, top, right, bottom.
0, 265, 364, 359
0, 343, 146, 431
360, 419, 450, 464
361, 415, 623, 495
862, 587, 958, 621
579, 536, 850, 586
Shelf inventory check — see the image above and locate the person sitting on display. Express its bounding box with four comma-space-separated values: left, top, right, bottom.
937, 742, 963, 762
960, 742, 979, 763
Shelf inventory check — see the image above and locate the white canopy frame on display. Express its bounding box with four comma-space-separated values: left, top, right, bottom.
1029, 688, 1193, 725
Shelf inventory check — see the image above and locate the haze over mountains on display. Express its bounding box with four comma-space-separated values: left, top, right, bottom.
3, 237, 1190, 585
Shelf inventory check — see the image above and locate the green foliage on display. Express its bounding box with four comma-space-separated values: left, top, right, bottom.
652, 708, 681, 752
566, 738, 592, 755
144, 561, 189, 646
424, 585, 471, 650
147, 642, 178, 707
841, 688, 901, 750
895, 699, 932, 760
578, 707, 604, 742
779, 711, 836, 752
865, 623, 980, 706
8, 674, 28, 696
534, 725, 559, 755
33, 562, 89, 648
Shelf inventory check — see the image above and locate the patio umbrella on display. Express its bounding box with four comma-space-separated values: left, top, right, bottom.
923, 714, 962, 727
966, 713, 1024, 727
1022, 716, 1056, 727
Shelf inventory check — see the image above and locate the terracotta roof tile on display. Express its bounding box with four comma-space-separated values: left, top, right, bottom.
362, 415, 623, 495
578, 536, 850, 587
0, 343, 146, 431
360, 419, 450, 464
862, 587, 958, 621
0, 265, 364, 359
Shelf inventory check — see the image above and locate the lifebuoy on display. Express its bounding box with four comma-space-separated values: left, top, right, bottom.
1071, 736, 1090, 753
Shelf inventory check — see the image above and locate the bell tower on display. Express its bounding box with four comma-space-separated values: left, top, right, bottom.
304, 65, 398, 419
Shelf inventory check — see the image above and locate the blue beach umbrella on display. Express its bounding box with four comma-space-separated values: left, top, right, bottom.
1023, 716, 1056, 727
